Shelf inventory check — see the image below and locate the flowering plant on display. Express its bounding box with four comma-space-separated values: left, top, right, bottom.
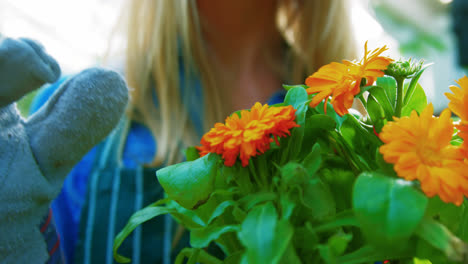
114, 43, 468, 264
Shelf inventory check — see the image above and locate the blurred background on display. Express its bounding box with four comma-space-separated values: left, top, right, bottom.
0, 0, 464, 114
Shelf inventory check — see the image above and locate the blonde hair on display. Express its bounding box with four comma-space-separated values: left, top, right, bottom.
123, 0, 356, 166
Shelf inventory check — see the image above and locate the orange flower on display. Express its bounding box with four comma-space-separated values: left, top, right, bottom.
445, 76, 468, 154
345, 41, 394, 86
197, 103, 299, 167
306, 42, 393, 116
446, 76, 468, 121
379, 104, 468, 205
305, 62, 359, 116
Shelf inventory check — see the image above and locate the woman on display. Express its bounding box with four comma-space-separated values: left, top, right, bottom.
34, 0, 357, 263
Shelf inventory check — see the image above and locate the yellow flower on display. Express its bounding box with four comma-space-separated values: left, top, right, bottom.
305, 62, 359, 116
445, 76, 468, 155
379, 104, 468, 206
345, 41, 394, 86
197, 103, 299, 167
306, 42, 393, 116
445, 76, 468, 121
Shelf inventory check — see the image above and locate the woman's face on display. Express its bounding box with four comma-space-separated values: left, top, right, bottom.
196, 0, 279, 37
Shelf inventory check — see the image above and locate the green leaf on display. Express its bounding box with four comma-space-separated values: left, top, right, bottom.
301, 178, 336, 221
174, 248, 223, 264
337, 245, 412, 264
238, 192, 277, 211
113, 202, 173, 263
205, 200, 236, 225
184, 146, 200, 161
284, 86, 309, 125
367, 95, 386, 132
315, 101, 346, 127
377, 76, 397, 109
415, 217, 468, 262
425, 196, 465, 232
313, 210, 359, 232
327, 231, 353, 256
401, 83, 427, 116
232, 206, 247, 223
294, 222, 320, 251
238, 202, 293, 264
280, 162, 309, 187
279, 243, 302, 264
279, 194, 296, 220
375, 149, 397, 177
458, 201, 468, 242
301, 143, 322, 176
353, 172, 428, 249
340, 114, 379, 151
282, 84, 309, 91
283, 126, 305, 161
306, 114, 336, 131
156, 153, 219, 209
166, 200, 205, 229
190, 224, 239, 248
223, 251, 244, 264
403, 64, 431, 105
321, 168, 355, 212
368, 86, 395, 120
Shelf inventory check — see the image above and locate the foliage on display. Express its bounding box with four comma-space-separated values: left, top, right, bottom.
114, 45, 468, 264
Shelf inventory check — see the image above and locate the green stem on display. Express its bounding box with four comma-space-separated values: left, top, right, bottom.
394, 77, 405, 118
256, 155, 269, 188
359, 94, 367, 109
248, 161, 265, 188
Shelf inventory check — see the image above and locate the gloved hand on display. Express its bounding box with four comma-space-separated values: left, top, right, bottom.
0, 37, 129, 263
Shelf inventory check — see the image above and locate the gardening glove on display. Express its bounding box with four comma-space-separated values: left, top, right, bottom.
0, 37, 129, 264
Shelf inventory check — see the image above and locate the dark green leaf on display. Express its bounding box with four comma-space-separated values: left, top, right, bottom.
279, 243, 302, 264
223, 251, 244, 264
302, 178, 336, 221
280, 162, 309, 187
306, 114, 336, 131
156, 153, 219, 209
353, 172, 428, 249
321, 168, 355, 212
301, 143, 322, 176
293, 222, 319, 252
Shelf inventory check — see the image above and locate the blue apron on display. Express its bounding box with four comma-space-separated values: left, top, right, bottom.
74, 118, 188, 264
